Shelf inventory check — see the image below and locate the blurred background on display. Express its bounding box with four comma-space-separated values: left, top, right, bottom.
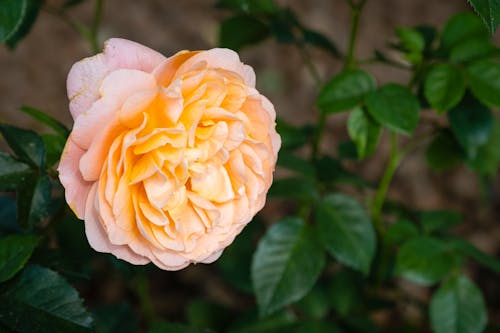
1, 0, 499, 331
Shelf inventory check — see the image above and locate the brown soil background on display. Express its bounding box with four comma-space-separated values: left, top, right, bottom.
1, 0, 499, 330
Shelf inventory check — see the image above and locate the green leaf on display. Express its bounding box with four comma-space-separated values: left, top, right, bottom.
448, 95, 493, 158
467, 60, 500, 108
448, 238, 500, 273
215, 0, 277, 14
468, 117, 500, 175
450, 37, 498, 63
314, 156, 372, 188
294, 285, 330, 320
366, 83, 420, 135
0, 235, 39, 283
219, 15, 269, 51
218, 219, 263, 293
424, 64, 466, 113
440, 12, 489, 51
302, 29, 340, 58
251, 218, 325, 316
0, 124, 45, 168
16, 174, 51, 229
42, 134, 66, 167
347, 107, 382, 159
0, 0, 40, 48
385, 219, 419, 245
425, 130, 465, 172
316, 193, 376, 274
20, 106, 69, 138
467, 0, 500, 35
0, 265, 94, 333
396, 27, 425, 53
275, 119, 312, 150
228, 310, 296, 333
277, 151, 316, 179
317, 70, 376, 114
0, 152, 31, 191
268, 178, 318, 202
148, 321, 214, 333
430, 275, 487, 333
419, 210, 462, 234
294, 321, 344, 333
93, 303, 138, 333
328, 271, 361, 317
0, 196, 19, 236
186, 300, 227, 332
395, 236, 456, 286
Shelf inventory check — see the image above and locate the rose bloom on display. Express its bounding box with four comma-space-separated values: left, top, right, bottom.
58, 38, 280, 270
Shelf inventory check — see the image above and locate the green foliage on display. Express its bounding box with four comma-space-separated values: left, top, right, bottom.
366, 83, 420, 135
316, 194, 376, 274
220, 15, 269, 51
251, 218, 325, 316
347, 107, 382, 159
395, 237, 456, 286
467, 0, 500, 34
0, 0, 40, 48
20, 106, 70, 138
0, 265, 94, 332
93, 303, 138, 333
424, 64, 466, 113
317, 70, 376, 113
0, 124, 46, 168
430, 275, 487, 333
425, 130, 465, 172
0, 153, 31, 191
467, 60, 500, 108
16, 174, 51, 230
0, 235, 39, 283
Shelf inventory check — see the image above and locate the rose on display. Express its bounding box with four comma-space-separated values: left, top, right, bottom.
58, 38, 280, 270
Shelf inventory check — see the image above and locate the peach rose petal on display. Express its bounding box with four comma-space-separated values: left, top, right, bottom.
59, 39, 280, 270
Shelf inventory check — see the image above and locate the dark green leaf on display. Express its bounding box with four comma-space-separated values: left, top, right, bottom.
415, 25, 437, 51
419, 210, 462, 234
336, 140, 359, 160
20, 106, 69, 138
63, 0, 87, 8
0, 0, 40, 48
448, 95, 493, 158
0, 124, 45, 168
317, 70, 376, 113
424, 64, 466, 113
440, 12, 489, 51
316, 193, 376, 274
395, 236, 456, 286
268, 177, 318, 202
93, 303, 138, 333
328, 271, 361, 317
294, 321, 344, 333
277, 151, 316, 179
219, 15, 269, 51
425, 130, 465, 172
366, 83, 420, 135
218, 218, 263, 293
347, 107, 382, 159
0, 235, 39, 283
396, 27, 425, 53
0, 265, 94, 333
294, 285, 330, 319
228, 310, 296, 333
430, 275, 487, 333
268, 9, 299, 44
467, 60, 500, 108
275, 119, 312, 150
448, 238, 500, 273
314, 156, 372, 188
186, 300, 227, 331
0, 153, 31, 191
302, 29, 340, 58
0, 196, 19, 236
42, 134, 66, 167
148, 321, 214, 333
251, 218, 325, 316
17, 174, 51, 229
450, 37, 498, 63
215, 0, 277, 14
468, 117, 500, 175
385, 219, 419, 245
467, 0, 500, 35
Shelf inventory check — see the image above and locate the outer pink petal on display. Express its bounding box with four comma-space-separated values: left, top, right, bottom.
85, 183, 150, 265
67, 38, 166, 119
174, 48, 256, 87
57, 136, 92, 219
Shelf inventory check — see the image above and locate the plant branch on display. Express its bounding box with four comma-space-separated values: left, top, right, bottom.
90, 0, 104, 53
345, 0, 367, 69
